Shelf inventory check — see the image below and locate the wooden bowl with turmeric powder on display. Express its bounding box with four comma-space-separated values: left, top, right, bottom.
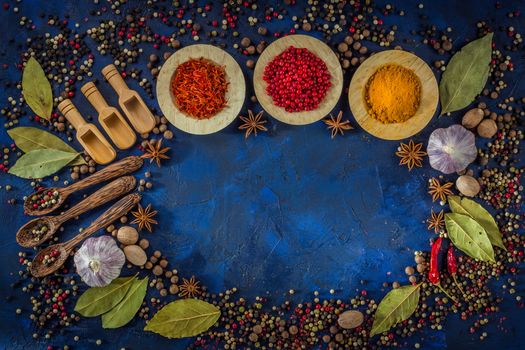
157, 44, 245, 135
348, 50, 438, 140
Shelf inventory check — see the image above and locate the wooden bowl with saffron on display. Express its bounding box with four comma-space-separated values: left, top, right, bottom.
156, 44, 245, 135
253, 34, 343, 125
348, 49, 438, 140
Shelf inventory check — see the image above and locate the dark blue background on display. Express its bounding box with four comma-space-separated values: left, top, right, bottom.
0, 0, 523, 349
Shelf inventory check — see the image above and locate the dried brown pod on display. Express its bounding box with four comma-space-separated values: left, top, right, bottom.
477, 119, 497, 138
462, 108, 484, 129
456, 175, 481, 197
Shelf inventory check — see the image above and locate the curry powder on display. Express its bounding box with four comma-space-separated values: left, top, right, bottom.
364, 64, 421, 124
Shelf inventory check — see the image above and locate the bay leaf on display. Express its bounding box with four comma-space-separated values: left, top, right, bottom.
22, 57, 53, 120
8, 149, 78, 179
101, 277, 148, 329
75, 276, 136, 317
8, 127, 85, 165
439, 33, 493, 115
370, 284, 421, 337
144, 298, 220, 339
445, 213, 495, 262
448, 196, 505, 250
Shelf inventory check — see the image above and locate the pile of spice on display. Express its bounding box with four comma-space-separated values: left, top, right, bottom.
364, 64, 421, 123
170, 58, 228, 119
24, 222, 49, 243
263, 46, 332, 112
26, 190, 60, 211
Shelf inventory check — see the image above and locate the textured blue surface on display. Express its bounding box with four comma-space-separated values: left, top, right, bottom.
0, 0, 523, 349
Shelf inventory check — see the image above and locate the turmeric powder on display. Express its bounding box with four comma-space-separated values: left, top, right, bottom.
364, 64, 421, 124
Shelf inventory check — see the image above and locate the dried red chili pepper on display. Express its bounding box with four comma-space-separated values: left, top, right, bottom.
447, 246, 466, 296
428, 237, 442, 285
428, 237, 457, 303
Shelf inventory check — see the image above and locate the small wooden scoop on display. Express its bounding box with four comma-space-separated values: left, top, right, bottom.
81, 81, 136, 150
23, 156, 143, 216
29, 193, 141, 278
58, 99, 116, 165
101, 64, 156, 134
17, 176, 136, 248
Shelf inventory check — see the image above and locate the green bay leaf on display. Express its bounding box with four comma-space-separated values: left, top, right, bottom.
445, 213, 495, 262
101, 277, 148, 329
8, 127, 85, 165
439, 33, 493, 114
370, 284, 421, 337
22, 57, 53, 120
8, 149, 78, 179
448, 196, 505, 250
74, 276, 136, 317
144, 298, 220, 339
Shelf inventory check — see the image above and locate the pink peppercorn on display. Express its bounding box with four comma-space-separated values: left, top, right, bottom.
263, 46, 331, 113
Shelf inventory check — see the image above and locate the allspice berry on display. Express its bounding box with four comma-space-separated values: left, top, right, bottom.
456, 175, 481, 197
240, 37, 251, 47
139, 238, 150, 250
477, 119, 498, 138
152, 265, 164, 276
462, 108, 484, 129
117, 226, 139, 245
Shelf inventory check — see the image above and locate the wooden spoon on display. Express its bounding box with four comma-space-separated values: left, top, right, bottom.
17, 176, 136, 248
23, 156, 143, 216
29, 193, 141, 278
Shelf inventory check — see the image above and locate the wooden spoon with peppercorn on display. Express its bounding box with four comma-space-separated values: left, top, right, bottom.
30, 193, 141, 278
17, 176, 136, 248
23, 156, 143, 216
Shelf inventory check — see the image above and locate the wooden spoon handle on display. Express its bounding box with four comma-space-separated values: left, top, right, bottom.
62, 156, 143, 195
57, 176, 136, 224
63, 193, 141, 251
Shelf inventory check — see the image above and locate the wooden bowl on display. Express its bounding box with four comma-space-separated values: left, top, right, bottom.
253, 34, 343, 125
156, 44, 245, 135
348, 50, 438, 140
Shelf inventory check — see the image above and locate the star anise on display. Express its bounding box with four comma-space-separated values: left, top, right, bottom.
131, 203, 158, 232
324, 110, 353, 139
142, 139, 170, 167
428, 177, 454, 202
395, 139, 427, 171
178, 276, 202, 298
427, 209, 445, 233
238, 110, 268, 139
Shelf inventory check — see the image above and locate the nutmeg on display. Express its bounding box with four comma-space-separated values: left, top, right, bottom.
456, 175, 481, 197
477, 119, 497, 138
462, 108, 484, 129
117, 226, 139, 245
337, 310, 364, 329
123, 245, 147, 266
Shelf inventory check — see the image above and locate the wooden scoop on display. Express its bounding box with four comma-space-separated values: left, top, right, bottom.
29, 193, 141, 278
58, 99, 116, 165
101, 64, 156, 134
17, 176, 136, 248
81, 81, 136, 150
23, 156, 143, 216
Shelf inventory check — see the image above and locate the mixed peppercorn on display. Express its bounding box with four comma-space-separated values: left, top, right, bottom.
0, 0, 523, 349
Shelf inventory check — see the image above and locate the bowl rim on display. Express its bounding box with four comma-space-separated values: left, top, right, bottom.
156, 44, 246, 135
253, 34, 343, 126
348, 49, 439, 140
